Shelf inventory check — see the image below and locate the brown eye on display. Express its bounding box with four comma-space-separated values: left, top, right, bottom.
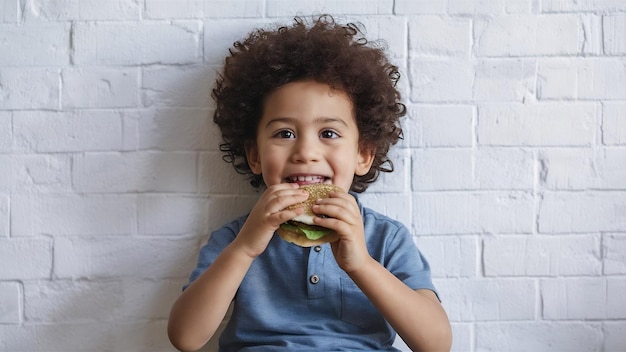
320, 130, 339, 139
275, 130, 295, 138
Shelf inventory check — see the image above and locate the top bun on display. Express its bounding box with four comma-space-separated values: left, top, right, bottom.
285, 184, 343, 224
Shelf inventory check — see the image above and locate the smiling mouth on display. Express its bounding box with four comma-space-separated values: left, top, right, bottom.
285, 175, 329, 184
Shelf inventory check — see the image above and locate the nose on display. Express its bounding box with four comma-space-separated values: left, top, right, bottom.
291, 135, 319, 163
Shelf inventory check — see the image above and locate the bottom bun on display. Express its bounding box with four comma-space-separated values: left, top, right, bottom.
276, 227, 339, 247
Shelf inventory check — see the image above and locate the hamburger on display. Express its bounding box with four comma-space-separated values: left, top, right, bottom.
277, 184, 343, 247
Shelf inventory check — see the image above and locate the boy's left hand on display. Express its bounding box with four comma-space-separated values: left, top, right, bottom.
311, 191, 369, 273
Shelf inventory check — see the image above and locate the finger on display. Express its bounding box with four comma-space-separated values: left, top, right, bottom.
269, 206, 305, 225
313, 198, 359, 221
265, 185, 308, 209
313, 215, 352, 237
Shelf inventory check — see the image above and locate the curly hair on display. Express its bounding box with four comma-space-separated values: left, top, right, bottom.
212, 14, 406, 193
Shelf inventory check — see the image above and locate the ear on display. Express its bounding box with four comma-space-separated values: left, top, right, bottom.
355, 147, 375, 176
245, 142, 263, 175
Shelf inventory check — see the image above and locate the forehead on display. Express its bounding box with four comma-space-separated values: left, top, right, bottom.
261, 80, 355, 124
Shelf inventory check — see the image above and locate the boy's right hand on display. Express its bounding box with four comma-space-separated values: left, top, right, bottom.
234, 183, 308, 258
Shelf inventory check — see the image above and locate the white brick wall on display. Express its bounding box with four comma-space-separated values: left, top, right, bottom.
0, 1, 624, 351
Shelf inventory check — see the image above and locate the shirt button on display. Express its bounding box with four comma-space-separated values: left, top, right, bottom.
314, 246, 322, 252
309, 274, 320, 284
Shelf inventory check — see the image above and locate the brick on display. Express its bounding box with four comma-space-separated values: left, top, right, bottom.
0, 68, 59, 110
0, 195, 7, 237
145, 0, 263, 19
0, 238, 52, 279
206, 195, 258, 232
538, 58, 626, 100
0, 154, 72, 193
413, 191, 534, 235
435, 278, 536, 321
484, 235, 602, 277
607, 277, 626, 319
357, 16, 408, 59
409, 16, 471, 57
13, 110, 124, 152
475, 148, 534, 189
119, 279, 183, 319
365, 147, 410, 193
447, 0, 534, 14
477, 103, 596, 146
24, 280, 122, 323
395, 0, 446, 14
603, 102, 626, 145
0, 111, 10, 152
538, 191, 626, 233
142, 65, 215, 108
604, 233, 626, 274
537, 59, 580, 99
604, 14, 626, 55
0, 282, 20, 324
1, 0, 19, 22
61, 68, 139, 109
112, 321, 173, 351
582, 14, 604, 55
447, 0, 507, 14
198, 152, 258, 194
23, 0, 140, 21
542, 0, 626, 13
73, 21, 201, 65
0, 24, 69, 66
448, 323, 472, 352
359, 193, 413, 229
138, 195, 209, 236
542, 277, 607, 319
267, 0, 393, 17
121, 110, 139, 151
411, 148, 473, 191
405, 105, 474, 147
473, 59, 536, 102
540, 148, 626, 190
409, 59, 474, 102
605, 321, 626, 352
138, 108, 214, 151
11, 194, 135, 236
475, 15, 583, 57
415, 236, 477, 278
204, 18, 273, 65
54, 237, 198, 279
476, 322, 602, 352
23, 279, 182, 322
73, 151, 197, 193
410, 147, 534, 191
0, 321, 171, 351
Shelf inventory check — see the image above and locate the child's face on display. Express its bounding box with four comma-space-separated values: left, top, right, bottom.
245, 80, 374, 192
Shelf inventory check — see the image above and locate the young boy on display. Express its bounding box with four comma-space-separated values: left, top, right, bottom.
168, 15, 452, 352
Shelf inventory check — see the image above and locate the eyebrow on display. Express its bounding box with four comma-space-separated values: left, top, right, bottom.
264, 116, 349, 128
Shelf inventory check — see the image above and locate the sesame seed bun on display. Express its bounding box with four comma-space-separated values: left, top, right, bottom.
277, 184, 343, 247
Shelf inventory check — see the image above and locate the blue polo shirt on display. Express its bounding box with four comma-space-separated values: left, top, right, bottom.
185, 196, 436, 351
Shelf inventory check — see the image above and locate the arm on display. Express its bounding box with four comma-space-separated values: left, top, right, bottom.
313, 192, 452, 352
168, 239, 254, 352
168, 184, 308, 352
347, 259, 452, 352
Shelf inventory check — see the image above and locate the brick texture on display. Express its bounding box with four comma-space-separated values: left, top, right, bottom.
0, 1, 624, 351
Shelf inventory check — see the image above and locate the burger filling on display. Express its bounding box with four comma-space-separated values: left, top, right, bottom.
279, 221, 331, 241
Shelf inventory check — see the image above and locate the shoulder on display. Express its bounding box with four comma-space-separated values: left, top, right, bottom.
212, 214, 249, 238
356, 199, 408, 239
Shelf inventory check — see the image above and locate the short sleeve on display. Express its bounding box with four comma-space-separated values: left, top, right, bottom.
183, 217, 243, 291
384, 224, 437, 296
361, 208, 438, 300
